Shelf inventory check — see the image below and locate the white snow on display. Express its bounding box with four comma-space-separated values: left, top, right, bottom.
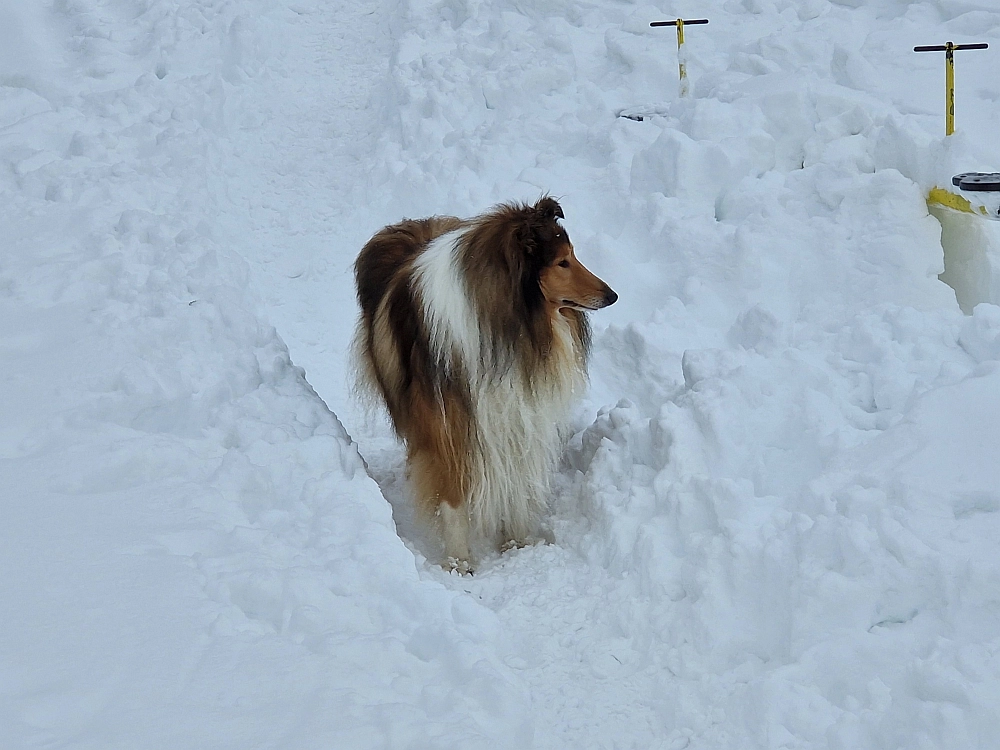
3, 0, 1000, 747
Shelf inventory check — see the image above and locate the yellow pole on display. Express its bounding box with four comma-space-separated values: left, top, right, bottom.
915, 41, 986, 136
651, 18, 708, 98
676, 19, 687, 97
945, 41, 955, 136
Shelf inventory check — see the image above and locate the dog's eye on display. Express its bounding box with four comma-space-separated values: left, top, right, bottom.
558, 260, 570, 268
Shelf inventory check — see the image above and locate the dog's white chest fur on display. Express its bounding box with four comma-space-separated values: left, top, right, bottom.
413, 227, 584, 541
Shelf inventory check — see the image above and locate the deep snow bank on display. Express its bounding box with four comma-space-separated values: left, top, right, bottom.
1, 1, 529, 747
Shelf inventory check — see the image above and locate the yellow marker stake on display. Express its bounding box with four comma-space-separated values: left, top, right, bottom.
914, 41, 988, 136
651, 18, 708, 98
945, 42, 955, 135
677, 19, 686, 97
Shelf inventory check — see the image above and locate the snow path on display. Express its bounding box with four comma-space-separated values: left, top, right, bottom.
219, 0, 395, 413
226, 4, 696, 742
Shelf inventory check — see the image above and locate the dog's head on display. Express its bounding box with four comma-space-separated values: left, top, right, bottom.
525, 197, 617, 312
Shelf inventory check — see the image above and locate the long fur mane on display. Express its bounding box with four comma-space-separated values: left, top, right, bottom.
353, 198, 595, 558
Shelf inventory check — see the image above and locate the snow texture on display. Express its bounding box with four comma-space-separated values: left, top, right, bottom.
3, 0, 1000, 748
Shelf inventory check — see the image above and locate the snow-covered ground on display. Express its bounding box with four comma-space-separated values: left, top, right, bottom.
4, 0, 1000, 747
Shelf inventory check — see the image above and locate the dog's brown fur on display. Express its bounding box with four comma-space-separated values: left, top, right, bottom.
353, 197, 616, 570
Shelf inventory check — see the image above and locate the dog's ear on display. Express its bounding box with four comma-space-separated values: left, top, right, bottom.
534, 196, 564, 221
513, 198, 563, 258
515, 217, 539, 256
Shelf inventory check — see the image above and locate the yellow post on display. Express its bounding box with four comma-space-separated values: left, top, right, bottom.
650, 18, 708, 98
945, 42, 955, 136
676, 19, 687, 97
913, 41, 987, 136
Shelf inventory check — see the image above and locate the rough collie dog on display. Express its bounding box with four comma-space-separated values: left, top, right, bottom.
353, 197, 616, 572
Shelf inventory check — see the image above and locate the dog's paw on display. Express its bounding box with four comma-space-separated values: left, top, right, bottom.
500, 531, 552, 553
445, 557, 474, 576
499, 538, 524, 553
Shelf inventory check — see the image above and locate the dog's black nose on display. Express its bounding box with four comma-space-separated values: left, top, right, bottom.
604, 288, 618, 306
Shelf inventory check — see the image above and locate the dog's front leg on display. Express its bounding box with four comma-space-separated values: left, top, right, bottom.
439, 501, 473, 574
